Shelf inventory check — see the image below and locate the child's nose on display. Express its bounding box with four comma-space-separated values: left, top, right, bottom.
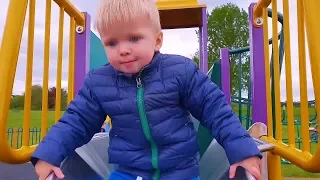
119, 44, 131, 56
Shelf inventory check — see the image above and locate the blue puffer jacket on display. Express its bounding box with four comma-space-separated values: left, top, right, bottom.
31, 52, 261, 180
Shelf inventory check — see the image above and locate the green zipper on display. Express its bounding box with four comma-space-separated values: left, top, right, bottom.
136, 71, 160, 180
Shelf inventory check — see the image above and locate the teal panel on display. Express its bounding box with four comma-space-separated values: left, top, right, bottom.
90, 32, 109, 70
197, 59, 222, 158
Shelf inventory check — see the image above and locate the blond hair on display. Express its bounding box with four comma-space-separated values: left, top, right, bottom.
94, 0, 161, 33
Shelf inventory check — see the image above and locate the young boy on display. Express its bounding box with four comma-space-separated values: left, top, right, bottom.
31, 0, 262, 179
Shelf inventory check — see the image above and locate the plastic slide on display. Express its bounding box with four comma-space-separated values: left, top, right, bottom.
47, 129, 271, 180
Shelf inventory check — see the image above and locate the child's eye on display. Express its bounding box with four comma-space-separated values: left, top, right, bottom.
130, 36, 140, 42
108, 41, 117, 47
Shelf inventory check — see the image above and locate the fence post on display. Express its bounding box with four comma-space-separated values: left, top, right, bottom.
74, 12, 91, 95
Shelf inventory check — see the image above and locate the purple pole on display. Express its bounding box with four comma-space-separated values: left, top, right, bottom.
74, 12, 91, 95
220, 48, 231, 105
201, 7, 208, 73
199, 25, 203, 71
248, 3, 268, 125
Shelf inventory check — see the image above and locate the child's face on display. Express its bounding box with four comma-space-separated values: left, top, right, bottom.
100, 15, 163, 74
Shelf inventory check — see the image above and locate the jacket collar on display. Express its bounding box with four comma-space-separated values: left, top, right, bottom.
115, 51, 162, 80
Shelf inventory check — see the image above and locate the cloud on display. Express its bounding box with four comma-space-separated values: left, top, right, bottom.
0, 0, 315, 102
0, 0, 72, 94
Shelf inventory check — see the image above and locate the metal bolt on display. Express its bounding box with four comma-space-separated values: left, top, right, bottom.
76, 26, 84, 33
255, 18, 263, 26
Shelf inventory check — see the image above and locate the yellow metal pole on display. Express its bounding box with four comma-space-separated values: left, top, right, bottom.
22, 0, 36, 147
0, 0, 36, 164
267, 152, 282, 180
303, 0, 320, 172
55, 7, 64, 123
271, 0, 282, 141
282, 0, 295, 148
297, 0, 310, 153
68, 18, 76, 103
262, 8, 273, 137
0, 0, 28, 161
41, 0, 52, 140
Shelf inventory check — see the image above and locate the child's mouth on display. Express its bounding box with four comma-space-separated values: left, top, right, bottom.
122, 60, 136, 65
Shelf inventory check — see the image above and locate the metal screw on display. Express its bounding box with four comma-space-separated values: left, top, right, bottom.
255, 18, 263, 26
76, 26, 84, 33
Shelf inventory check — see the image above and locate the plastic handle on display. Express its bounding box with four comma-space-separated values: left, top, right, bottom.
245, 170, 256, 180
45, 173, 54, 180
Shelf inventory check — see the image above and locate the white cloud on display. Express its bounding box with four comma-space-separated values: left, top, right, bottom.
0, 0, 315, 102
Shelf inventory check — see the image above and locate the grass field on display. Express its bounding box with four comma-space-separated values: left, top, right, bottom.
5, 108, 320, 178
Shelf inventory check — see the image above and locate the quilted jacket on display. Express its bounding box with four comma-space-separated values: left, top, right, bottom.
31, 52, 261, 180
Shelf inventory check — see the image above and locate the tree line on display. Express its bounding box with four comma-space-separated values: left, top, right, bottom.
11, 85, 68, 111
192, 3, 250, 96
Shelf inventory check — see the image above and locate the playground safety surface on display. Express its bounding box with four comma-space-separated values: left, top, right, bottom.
0, 162, 319, 180
0, 162, 37, 179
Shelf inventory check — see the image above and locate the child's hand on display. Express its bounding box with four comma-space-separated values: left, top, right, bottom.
229, 156, 261, 180
35, 160, 65, 180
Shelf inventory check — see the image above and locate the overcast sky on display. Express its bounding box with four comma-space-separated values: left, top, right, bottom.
0, 0, 314, 101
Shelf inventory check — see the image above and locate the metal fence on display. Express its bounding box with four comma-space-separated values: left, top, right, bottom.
6, 128, 41, 149
6, 127, 108, 149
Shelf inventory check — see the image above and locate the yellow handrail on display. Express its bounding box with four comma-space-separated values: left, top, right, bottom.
0, 0, 32, 164
253, 0, 271, 26
0, 0, 81, 164
53, 0, 85, 27
257, 0, 320, 174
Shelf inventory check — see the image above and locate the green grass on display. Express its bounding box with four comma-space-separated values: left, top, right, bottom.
5, 108, 320, 177
7, 110, 61, 128
232, 104, 320, 178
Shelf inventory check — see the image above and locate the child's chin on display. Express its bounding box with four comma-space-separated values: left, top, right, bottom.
121, 69, 141, 74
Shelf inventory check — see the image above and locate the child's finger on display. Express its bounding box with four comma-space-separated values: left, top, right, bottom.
229, 165, 237, 178
53, 167, 65, 179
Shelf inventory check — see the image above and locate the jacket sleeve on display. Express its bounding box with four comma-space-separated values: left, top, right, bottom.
30, 70, 106, 167
180, 58, 262, 165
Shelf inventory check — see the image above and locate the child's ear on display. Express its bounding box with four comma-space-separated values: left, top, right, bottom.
154, 31, 163, 52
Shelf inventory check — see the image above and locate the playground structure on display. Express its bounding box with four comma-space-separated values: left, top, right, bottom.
0, 0, 319, 179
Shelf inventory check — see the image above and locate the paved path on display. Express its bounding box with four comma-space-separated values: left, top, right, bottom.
0, 162, 38, 180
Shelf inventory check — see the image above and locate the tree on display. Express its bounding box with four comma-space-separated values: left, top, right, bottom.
10, 85, 68, 111
195, 3, 250, 95
191, 50, 200, 67
48, 87, 68, 110
10, 95, 24, 109
31, 85, 43, 110
48, 87, 57, 109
